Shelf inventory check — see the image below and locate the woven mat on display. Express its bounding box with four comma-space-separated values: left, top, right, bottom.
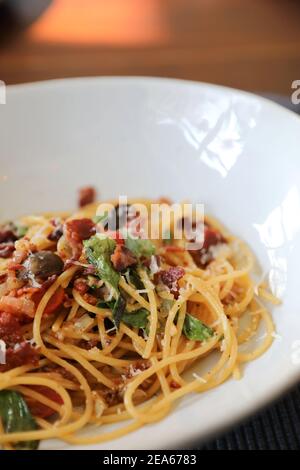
197, 94, 300, 450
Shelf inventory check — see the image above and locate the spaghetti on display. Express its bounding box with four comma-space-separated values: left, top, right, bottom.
0, 195, 278, 449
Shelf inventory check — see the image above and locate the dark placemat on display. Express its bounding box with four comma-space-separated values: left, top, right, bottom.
199, 383, 300, 450
197, 94, 300, 451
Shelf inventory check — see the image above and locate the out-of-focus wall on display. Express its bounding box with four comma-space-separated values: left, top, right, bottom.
0, 0, 300, 94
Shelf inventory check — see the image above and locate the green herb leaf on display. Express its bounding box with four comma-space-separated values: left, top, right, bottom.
98, 297, 149, 332
97, 299, 116, 309
122, 308, 149, 329
0, 390, 39, 450
183, 314, 214, 342
112, 295, 126, 329
93, 211, 109, 225
15, 224, 28, 238
128, 268, 145, 291
125, 236, 155, 258
84, 235, 120, 291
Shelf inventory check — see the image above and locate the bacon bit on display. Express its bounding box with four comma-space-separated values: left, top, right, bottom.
140, 256, 151, 269
101, 389, 123, 407
65, 219, 96, 243
107, 230, 125, 245
78, 339, 98, 350
0, 295, 35, 317
0, 230, 17, 243
78, 186, 96, 208
32, 286, 65, 315
74, 278, 89, 294
82, 292, 98, 306
45, 287, 65, 315
7, 262, 24, 271
65, 218, 96, 260
26, 385, 63, 419
203, 227, 225, 250
154, 267, 185, 299
40, 274, 58, 292
0, 242, 15, 258
16, 286, 40, 297
170, 380, 181, 389
189, 225, 226, 268
0, 311, 23, 347
111, 245, 137, 272
0, 341, 40, 372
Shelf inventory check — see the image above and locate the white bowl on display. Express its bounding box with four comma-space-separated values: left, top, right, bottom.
1, 77, 300, 450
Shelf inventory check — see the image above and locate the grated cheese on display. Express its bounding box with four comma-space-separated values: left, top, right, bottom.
149, 255, 160, 275
192, 372, 207, 383
0, 340, 6, 365
74, 314, 94, 331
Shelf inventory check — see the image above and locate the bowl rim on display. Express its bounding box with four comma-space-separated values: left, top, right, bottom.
2, 76, 300, 449
6, 75, 300, 125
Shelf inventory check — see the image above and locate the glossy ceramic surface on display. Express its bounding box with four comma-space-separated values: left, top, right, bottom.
0, 77, 300, 449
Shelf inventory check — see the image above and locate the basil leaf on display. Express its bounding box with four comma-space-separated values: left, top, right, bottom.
183, 314, 214, 341
122, 308, 149, 329
125, 236, 155, 258
15, 225, 28, 238
97, 299, 116, 309
0, 390, 39, 450
128, 268, 145, 291
93, 211, 109, 225
97, 296, 149, 332
84, 235, 120, 291
112, 295, 126, 329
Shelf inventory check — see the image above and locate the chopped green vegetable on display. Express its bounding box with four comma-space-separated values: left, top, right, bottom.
97, 297, 149, 332
0, 390, 39, 450
183, 314, 214, 342
128, 268, 145, 291
122, 308, 149, 329
97, 299, 115, 309
112, 295, 126, 329
14, 224, 28, 238
93, 211, 109, 225
84, 235, 120, 291
125, 235, 155, 258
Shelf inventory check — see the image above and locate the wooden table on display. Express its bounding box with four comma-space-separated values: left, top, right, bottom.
1, 0, 300, 94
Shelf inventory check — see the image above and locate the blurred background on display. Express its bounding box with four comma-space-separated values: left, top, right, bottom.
0, 0, 300, 94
